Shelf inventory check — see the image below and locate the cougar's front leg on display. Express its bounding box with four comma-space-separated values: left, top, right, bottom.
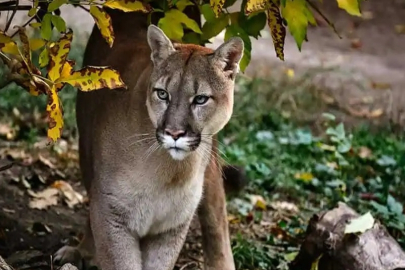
198, 167, 235, 270
90, 199, 142, 270
141, 221, 191, 270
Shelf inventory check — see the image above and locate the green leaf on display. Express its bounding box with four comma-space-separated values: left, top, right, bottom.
336, 0, 361, 16
201, 3, 216, 22
48, 0, 68, 12
240, 11, 266, 39
175, 0, 194, 11
344, 212, 375, 234
201, 14, 229, 41
39, 47, 49, 68
224, 24, 251, 72
182, 32, 201, 44
281, 0, 315, 50
158, 9, 202, 41
51, 15, 66, 33
370, 201, 389, 215
41, 14, 53, 40
387, 195, 403, 215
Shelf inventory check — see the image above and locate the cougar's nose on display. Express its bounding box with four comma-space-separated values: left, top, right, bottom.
164, 129, 186, 140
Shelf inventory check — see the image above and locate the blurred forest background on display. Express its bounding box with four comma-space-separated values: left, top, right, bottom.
0, 0, 405, 269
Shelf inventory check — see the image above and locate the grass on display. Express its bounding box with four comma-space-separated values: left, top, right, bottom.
1, 66, 405, 270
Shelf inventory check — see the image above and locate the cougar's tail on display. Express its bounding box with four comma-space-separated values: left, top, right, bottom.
221, 165, 248, 195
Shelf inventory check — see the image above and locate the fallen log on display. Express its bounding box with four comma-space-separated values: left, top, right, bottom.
290, 202, 405, 270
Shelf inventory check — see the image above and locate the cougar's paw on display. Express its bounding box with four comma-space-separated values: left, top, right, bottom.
53, 246, 84, 270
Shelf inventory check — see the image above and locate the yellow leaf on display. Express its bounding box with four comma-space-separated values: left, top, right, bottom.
90, 6, 115, 47
46, 85, 64, 142
336, 0, 361, 16
48, 30, 73, 82
103, 0, 152, 13
29, 22, 42, 29
250, 195, 267, 210
266, 1, 286, 60
210, 0, 225, 17
311, 254, 323, 270
1, 42, 19, 55
0, 32, 12, 44
55, 60, 75, 91
15, 26, 35, 73
294, 172, 314, 182
246, 0, 269, 15
55, 66, 127, 91
30, 38, 46, 51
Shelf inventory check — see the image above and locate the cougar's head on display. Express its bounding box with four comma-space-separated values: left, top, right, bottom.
146, 25, 243, 161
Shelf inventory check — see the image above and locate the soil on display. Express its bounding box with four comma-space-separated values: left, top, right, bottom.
0, 0, 405, 269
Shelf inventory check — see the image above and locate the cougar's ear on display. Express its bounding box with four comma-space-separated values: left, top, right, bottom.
212, 37, 244, 80
147, 25, 175, 65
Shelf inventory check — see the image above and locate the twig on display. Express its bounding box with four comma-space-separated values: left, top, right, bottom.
0, 5, 31, 11
0, 1, 17, 7
4, 0, 19, 33
306, 0, 341, 39
0, 162, 13, 172
78, 5, 90, 12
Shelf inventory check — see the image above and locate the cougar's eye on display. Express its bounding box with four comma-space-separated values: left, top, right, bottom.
193, 95, 209, 105
156, 89, 169, 100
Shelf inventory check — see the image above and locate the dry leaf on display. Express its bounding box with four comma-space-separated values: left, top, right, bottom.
250, 194, 267, 210
395, 24, 405, 35
52, 180, 84, 208
38, 154, 56, 169
371, 81, 391, 90
358, 146, 372, 159
270, 201, 299, 213
350, 38, 362, 49
28, 188, 59, 210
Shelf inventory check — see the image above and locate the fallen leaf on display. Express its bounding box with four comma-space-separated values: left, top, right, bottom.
358, 146, 372, 159
294, 172, 314, 182
27, 188, 59, 210
361, 11, 373, 20
395, 24, 405, 35
51, 180, 84, 208
350, 38, 362, 49
368, 108, 383, 118
270, 201, 299, 213
250, 194, 267, 210
371, 81, 391, 90
344, 212, 375, 234
38, 154, 56, 169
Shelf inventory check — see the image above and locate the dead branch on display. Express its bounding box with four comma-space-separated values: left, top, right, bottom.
0, 255, 13, 270
290, 202, 405, 270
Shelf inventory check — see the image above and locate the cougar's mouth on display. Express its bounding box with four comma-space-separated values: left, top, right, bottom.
156, 131, 201, 160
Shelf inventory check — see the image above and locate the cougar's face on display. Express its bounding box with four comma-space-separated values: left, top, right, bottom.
145, 25, 243, 161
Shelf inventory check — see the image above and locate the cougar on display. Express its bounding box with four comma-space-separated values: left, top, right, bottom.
53, 11, 246, 270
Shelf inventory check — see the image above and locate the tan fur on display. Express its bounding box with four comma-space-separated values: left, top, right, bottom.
53, 10, 244, 270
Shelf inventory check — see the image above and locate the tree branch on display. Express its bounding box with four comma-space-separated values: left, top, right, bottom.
4, 0, 19, 32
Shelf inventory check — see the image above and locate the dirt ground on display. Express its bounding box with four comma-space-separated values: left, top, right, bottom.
0, 0, 405, 269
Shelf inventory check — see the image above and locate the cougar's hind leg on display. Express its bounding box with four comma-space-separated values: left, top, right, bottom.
198, 155, 236, 270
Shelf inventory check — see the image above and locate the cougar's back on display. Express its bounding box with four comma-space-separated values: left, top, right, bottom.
76, 10, 151, 192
